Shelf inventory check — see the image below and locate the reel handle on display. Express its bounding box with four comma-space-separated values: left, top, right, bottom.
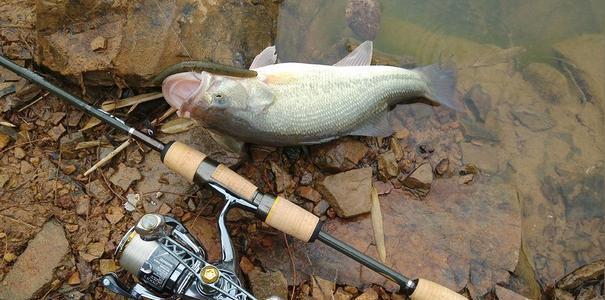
161, 141, 321, 242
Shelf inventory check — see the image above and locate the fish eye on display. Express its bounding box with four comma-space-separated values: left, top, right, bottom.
213, 93, 226, 106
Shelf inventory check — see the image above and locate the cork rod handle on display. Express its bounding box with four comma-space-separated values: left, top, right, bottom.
410, 279, 467, 300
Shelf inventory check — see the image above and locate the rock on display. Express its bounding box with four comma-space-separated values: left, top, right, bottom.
49, 112, 66, 125
36, 0, 278, 87
76, 196, 90, 216
109, 163, 142, 191
355, 288, 378, 300
334, 288, 354, 300
377, 151, 399, 179
0, 220, 69, 300
0, 174, 9, 189
61, 164, 76, 175
460, 118, 500, 142
460, 143, 502, 174
402, 163, 433, 195
59, 131, 84, 159
557, 259, 604, 290
105, 206, 124, 224
13, 147, 25, 159
373, 181, 393, 195
313, 200, 330, 217
463, 84, 492, 123
345, 0, 381, 41
390, 138, 404, 161
300, 171, 313, 185
67, 271, 81, 285
48, 124, 65, 141
495, 286, 530, 300
85, 179, 113, 203
0, 132, 10, 149
90, 36, 107, 51
312, 275, 335, 300
20, 160, 33, 174
158, 203, 172, 215
66, 111, 84, 127
270, 161, 296, 194
124, 193, 140, 212
318, 168, 372, 218
511, 108, 555, 131
458, 174, 474, 185
346, 39, 416, 68
435, 158, 449, 176
247, 270, 288, 300
311, 137, 369, 172
85, 242, 105, 261
296, 186, 322, 203
344, 286, 358, 295
240, 256, 255, 275
99, 259, 119, 275
554, 289, 574, 300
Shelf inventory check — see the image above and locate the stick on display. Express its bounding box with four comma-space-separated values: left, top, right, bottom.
83, 139, 131, 176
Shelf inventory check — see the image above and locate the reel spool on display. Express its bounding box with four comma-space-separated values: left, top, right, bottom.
102, 209, 256, 300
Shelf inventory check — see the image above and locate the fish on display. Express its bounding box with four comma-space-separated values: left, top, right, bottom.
161, 41, 460, 146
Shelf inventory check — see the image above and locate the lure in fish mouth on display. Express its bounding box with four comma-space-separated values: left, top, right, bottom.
162, 41, 460, 146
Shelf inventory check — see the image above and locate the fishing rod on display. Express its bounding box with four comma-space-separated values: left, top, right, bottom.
0, 54, 465, 300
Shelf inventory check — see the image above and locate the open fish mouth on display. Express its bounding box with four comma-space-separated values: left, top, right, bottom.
161, 72, 210, 118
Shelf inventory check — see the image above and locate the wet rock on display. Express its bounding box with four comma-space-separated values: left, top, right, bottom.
85, 179, 112, 203
312, 275, 335, 300
0, 220, 69, 300
270, 161, 296, 194
402, 163, 433, 196
377, 151, 399, 179
458, 174, 474, 185
313, 200, 330, 217
346, 39, 416, 68
109, 163, 142, 191
36, 0, 278, 87
318, 167, 372, 218
296, 186, 322, 203
460, 118, 500, 142
356, 288, 378, 300
463, 84, 491, 123
311, 137, 369, 172
495, 286, 530, 300
247, 270, 288, 300
460, 143, 502, 174
557, 259, 604, 291
345, 0, 381, 41
373, 180, 393, 195
435, 158, 449, 176
511, 108, 555, 131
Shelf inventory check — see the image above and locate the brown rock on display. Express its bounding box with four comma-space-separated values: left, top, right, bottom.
311, 137, 369, 172
13, 147, 25, 159
247, 270, 288, 300
0, 133, 10, 149
20, 160, 33, 174
48, 124, 65, 141
345, 0, 381, 41
402, 163, 433, 195
553, 289, 574, 300
90, 36, 107, 51
49, 112, 66, 125
0, 220, 69, 300
390, 138, 404, 161
334, 288, 354, 300
296, 186, 322, 203
435, 158, 449, 176
344, 286, 358, 295
109, 163, 142, 191
318, 168, 372, 218
394, 128, 409, 140
355, 288, 378, 300
105, 206, 124, 224
495, 286, 529, 300
313, 200, 330, 217
239, 256, 255, 275
270, 161, 296, 194
67, 271, 81, 285
99, 259, 119, 274
458, 174, 474, 184
61, 164, 76, 175
85, 242, 105, 260
85, 179, 113, 203
312, 275, 335, 300
377, 151, 399, 179
76, 196, 90, 216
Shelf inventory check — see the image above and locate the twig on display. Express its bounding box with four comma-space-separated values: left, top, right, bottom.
100, 172, 126, 202
83, 139, 131, 176
283, 233, 297, 300
17, 91, 50, 112
151, 107, 177, 125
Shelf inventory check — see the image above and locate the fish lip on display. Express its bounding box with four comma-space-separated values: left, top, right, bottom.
161, 72, 210, 117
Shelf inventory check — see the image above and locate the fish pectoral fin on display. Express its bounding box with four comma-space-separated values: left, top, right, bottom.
250, 46, 277, 69
208, 130, 246, 155
334, 40, 373, 66
348, 111, 394, 137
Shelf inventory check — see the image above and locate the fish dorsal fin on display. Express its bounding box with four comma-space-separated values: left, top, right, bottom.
334, 41, 373, 66
250, 46, 277, 69
349, 110, 394, 137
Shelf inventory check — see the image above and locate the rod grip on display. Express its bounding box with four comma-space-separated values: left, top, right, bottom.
410, 279, 466, 300
162, 141, 206, 182
265, 196, 320, 242
211, 164, 258, 200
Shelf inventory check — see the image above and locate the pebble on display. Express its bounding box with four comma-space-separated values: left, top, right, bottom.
394, 128, 409, 140
76, 196, 90, 216
313, 200, 330, 217
86, 179, 113, 203
296, 186, 322, 203
270, 161, 296, 194
247, 270, 288, 300
13, 147, 25, 159
99, 259, 119, 274
90, 36, 107, 51
0, 133, 10, 149
334, 288, 354, 300
318, 167, 372, 218
435, 158, 450, 176
300, 171, 313, 185
105, 206, 124, 224
239, 256, 255, 275
61, 164, 77, 175
124, 193, 140, 212
311, 137, 369, 172
67, 271, 81, 285
109, 163, 142, 191
48, 124, 66, 141
377, 150, 399, 179
390, 138, 404, 161
355, 288, 378, 300
458, 174, 474, 184
312, 275, 335, 300
158, 203, 172, 215
402, 163, 433, 196
85, 242, 105, 261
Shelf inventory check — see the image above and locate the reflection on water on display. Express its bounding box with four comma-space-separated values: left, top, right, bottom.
275, 0, 603, 298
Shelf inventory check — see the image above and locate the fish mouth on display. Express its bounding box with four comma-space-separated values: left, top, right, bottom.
161, 72, 209, 118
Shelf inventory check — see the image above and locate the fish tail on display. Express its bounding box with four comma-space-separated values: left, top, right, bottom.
414, 64, 462, 111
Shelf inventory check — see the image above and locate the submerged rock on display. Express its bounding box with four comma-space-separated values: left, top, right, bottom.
318, 167, 372, 218
35, 0, 279, 87
345, 0, 381, 41
511, 108, 555, 132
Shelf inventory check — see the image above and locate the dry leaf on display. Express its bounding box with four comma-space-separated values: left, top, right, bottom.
80, 92, 163, 131
160, 117, 195, 134
371, 186, 386, 262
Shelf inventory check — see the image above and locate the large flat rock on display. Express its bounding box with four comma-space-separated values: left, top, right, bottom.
253, 179, 521, 297
0, 220, 69, 300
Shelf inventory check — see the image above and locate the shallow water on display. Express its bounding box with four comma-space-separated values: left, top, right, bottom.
275, 0, 604, 297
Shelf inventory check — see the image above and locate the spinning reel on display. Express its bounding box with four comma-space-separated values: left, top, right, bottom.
102, 185, 258, 300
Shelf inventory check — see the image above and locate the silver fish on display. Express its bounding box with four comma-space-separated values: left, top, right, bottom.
162, 41, 459, 146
